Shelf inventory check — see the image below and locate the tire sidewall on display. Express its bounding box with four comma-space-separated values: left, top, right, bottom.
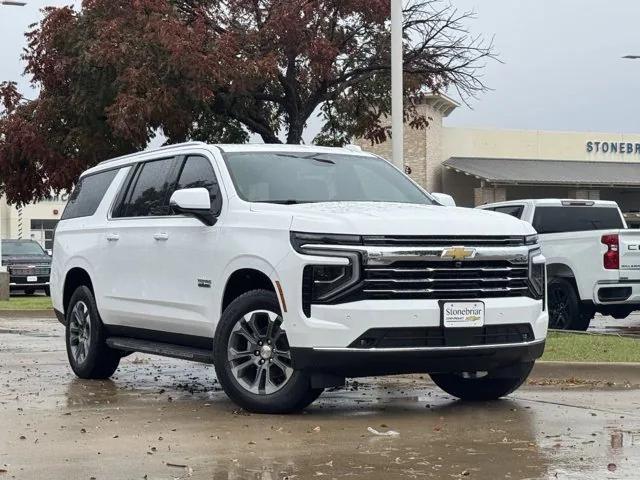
213, 289, 318, 413
65, 286, 107, 377
547, 278, 579, 330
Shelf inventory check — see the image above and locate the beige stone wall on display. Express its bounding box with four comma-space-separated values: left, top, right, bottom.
357, 101, 448, 193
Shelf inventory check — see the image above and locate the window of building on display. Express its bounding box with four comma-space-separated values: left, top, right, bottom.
30, 219, 59, 251
533, 206, 624, 234
117, 158, 176, 217
61, 168, 119, 220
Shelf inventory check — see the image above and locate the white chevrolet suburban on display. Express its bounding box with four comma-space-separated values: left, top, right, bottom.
479, 199, 640, 331
51, 143, 547, 413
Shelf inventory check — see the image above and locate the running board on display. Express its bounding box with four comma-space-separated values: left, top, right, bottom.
106, 337, 214, 364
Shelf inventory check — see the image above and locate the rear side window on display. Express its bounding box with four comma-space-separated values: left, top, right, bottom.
116, 157, 175, 217
173, 155, 222, 213
61, 169, 119, 220
533, 206, 623, 234
493, 205, 524, 219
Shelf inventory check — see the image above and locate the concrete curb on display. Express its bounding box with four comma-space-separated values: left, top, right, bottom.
531, 361, 640, 386
0, 309, 56, 318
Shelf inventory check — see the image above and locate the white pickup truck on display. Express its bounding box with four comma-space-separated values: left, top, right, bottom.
479, 199, 640, 330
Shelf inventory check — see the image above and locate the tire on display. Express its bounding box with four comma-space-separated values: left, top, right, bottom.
547, 277, 585, 330
430, 362, 534, 401
213, 289, 322, 414
24, 288, 35, 295
65, 286, 120, 379
43, 286, 51, 297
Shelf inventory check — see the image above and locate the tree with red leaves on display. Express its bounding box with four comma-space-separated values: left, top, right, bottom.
0, 0, 495, 204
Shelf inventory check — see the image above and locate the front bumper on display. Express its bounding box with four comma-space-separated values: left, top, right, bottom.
285, 297, 548, 349
291, 339, 545, 377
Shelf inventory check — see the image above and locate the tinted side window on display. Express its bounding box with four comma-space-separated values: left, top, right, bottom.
61, 169, 119, 220
494, 205, 524, 219
118, 158, 175, 217
175, 156, 221, 213
533, 207, 623, 234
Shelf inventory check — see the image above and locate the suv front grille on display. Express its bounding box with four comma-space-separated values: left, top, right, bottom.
348, 324, 535, 349
361, 260, 529, 300
9, 265, 51, 276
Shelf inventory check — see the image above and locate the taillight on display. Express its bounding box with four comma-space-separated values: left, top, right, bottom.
601, 234, 619, 270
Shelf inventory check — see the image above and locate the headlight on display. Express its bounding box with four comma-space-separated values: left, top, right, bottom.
292, 232, 363, 316
528, 249, 546, 309
525, 234, 539, 246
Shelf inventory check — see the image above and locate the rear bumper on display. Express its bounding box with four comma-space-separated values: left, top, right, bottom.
593, 281, 640, 306
290, 339, 545, 378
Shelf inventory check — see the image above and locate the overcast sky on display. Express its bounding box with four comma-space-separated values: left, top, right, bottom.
1, 0, 639, 140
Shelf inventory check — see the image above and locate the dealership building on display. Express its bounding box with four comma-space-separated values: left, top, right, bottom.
360, 94, 640, 226
3, 92, 640, 248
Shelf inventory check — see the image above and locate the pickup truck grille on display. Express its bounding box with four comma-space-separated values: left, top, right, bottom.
361, 235, 528, 247
9, 265, 51, 276
362, 260, 529, 300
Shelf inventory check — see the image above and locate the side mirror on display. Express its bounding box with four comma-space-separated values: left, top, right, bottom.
169, 188, 216, 226
431, 192, 456, 207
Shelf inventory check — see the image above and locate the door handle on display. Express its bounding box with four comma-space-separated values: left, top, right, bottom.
153, 232, 169, 241
106, 233, 119, 242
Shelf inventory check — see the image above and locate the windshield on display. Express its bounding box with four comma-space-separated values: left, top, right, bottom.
2, 241, 46, 256
223, 152, 435, 205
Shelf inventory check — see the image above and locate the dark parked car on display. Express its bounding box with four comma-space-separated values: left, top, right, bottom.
1, 240, 51, 296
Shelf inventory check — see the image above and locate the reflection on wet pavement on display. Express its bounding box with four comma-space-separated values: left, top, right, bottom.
1, 317, 640, 479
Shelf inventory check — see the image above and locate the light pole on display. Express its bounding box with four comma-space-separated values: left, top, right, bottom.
391, 0, 403, 170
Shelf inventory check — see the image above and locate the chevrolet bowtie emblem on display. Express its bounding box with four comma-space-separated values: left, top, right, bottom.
441, 247, 476, 261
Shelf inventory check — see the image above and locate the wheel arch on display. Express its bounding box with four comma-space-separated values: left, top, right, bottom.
63, 267, 94, 314
546, 263, 580, 295
221, 267, 279, 316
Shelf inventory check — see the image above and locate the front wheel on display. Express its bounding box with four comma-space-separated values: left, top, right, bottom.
213, 289, 322, 414
430, 362, 534, 401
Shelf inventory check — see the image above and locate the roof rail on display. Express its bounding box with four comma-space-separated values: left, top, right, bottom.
97, 141, 208, 166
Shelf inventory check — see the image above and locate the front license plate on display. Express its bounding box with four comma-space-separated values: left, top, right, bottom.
26, 276, 38, 283
442, 301, 485, 328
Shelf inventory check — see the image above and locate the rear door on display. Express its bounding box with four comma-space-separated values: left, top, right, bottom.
99, 156, 181, 330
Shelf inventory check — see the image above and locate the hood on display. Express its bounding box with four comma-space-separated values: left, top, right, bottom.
1, 254, 51, 266
250, 202, 534, 236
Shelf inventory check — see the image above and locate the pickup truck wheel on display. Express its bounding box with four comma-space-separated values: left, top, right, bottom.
548, 278, 580, 330
214, 289, 322, 414
65, 286, 121, 379
430, 362, 534, 401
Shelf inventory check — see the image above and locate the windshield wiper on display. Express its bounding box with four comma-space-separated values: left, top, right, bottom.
275, 153, 335, 164
253, 200, 312, 205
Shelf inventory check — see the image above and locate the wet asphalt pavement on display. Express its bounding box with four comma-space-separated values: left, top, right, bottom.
1, 316, 640, 479
590, 312, 640, 337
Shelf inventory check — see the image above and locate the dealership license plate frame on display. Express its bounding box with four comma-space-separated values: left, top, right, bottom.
26, 276, 38, 283
440, 300, 486, 328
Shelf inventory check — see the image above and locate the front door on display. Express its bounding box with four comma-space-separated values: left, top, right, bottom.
100, 154, 223, 340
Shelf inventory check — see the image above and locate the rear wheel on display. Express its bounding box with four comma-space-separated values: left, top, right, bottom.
213, 289, 322, 414
431, 362, 534, 401
548, 277, 589, 330
65, 286, 120, 379
43, 286, 51, 296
